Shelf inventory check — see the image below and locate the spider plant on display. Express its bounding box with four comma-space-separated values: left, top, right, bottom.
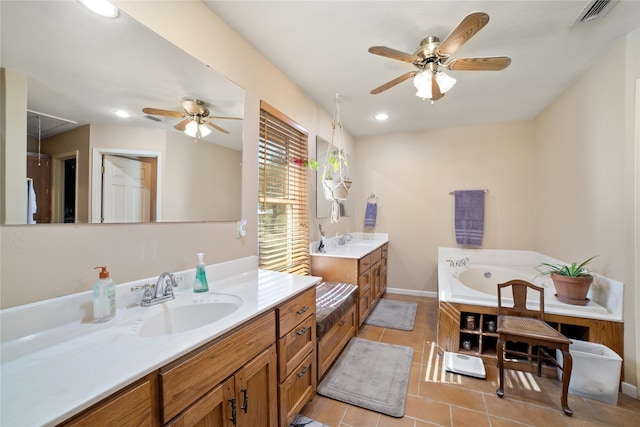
537, 256, 597, 277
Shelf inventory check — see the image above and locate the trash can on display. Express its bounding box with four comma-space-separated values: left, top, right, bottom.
557, 339, 622, 405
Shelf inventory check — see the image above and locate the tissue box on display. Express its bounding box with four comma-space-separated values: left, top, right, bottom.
557, 339, 622, 405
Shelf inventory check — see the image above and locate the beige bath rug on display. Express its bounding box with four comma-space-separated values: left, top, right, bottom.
364, 299, 417, 330
317, 337, 413, 417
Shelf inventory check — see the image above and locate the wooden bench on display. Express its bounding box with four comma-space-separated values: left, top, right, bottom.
315, 282, 358, 380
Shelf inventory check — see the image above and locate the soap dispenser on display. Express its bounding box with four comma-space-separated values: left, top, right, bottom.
193, 253, 209, 293
93, 266, 116, 323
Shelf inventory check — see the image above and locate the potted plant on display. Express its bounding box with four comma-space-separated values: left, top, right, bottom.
537, 256, 596, 305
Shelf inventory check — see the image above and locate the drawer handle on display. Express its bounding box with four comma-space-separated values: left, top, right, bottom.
296, 306, 309, 315
296, 326, 308, 336
339, 320, 346, 327
297, 364, 310, 378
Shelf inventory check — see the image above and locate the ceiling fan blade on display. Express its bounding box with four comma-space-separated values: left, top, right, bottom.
446, 56, 512, 71
142, 107, 183, 118
207, 116, 243, 121
437, 12, 490, 56
203, 120, 229, 134
368, 46, 420, 63
431, 75, 444, 101
370, 71, 417, 95
174, 118, 191, 131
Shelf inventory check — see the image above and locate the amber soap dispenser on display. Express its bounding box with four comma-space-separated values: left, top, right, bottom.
93, 266, 116, 322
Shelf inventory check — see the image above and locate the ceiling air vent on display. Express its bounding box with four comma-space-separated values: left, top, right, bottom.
143, 114, 162, 122
575, 0, 618, 24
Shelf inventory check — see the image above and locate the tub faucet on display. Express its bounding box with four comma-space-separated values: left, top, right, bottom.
446, 258, 470, 268
456, 257, 470, 267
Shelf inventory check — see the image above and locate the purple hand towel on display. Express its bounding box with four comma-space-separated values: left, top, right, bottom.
455, 190, 485, 247
364, 201, 377, 228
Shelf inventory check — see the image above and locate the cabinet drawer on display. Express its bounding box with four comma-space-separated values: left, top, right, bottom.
279, 352, 316, 427
278, 287, 316, 338
62, 377, 155, 427
277, 315, 315, 382
381, 243, 388, 258
370, 248, 382, 265
318, 305, 356, 379
358, 254, 372, 273
160, 311, 275, 423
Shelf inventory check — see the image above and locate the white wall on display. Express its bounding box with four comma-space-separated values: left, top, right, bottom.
353, 121, 536, 294
534, 30, 639, 390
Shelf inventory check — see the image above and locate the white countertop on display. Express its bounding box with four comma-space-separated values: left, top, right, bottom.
310, 232, 388, 259
0, 257, 321, 426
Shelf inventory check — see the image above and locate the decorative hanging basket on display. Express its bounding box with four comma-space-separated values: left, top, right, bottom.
322, 179, 352, 201
321, 94, 352, 211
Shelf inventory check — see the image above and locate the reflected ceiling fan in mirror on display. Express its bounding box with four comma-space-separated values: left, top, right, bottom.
143, 99, 242, 138
368, 12, 511, 102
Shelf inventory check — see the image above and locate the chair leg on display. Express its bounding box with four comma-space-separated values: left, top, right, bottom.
496, 338, 505, 398
560, 350, 573, 416
537, 347, 542, 377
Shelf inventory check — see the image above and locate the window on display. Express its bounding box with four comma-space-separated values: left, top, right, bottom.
258, 101, 310, 275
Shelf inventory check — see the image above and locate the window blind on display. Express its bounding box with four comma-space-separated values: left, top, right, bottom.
258, 101, 310, 275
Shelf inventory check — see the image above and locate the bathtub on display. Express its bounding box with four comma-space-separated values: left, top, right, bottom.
438, 247, 623, 322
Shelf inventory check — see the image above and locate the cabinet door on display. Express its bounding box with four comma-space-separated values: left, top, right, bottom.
371, 261, 381, 300
167, 378, 234, 427
235, 344, 278, 427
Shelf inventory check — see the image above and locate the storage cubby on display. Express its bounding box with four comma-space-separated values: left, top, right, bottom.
437, 301, 623, 383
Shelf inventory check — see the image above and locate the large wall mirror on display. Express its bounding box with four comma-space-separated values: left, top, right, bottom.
1, 1, 244, 225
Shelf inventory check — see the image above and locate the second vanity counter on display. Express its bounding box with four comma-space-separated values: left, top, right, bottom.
0, 257, 320, 426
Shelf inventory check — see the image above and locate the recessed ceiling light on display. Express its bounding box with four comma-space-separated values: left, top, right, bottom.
374, 113, 389, 121
78, 0, 119, 18
113, 110, 130, 118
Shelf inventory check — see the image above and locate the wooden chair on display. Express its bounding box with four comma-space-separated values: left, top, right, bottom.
496, 280, 573, 416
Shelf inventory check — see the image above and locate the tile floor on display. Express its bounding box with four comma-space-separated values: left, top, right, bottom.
299, 294, 640, 427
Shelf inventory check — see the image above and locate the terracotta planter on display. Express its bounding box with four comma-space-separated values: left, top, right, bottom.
551, 273, 593, 305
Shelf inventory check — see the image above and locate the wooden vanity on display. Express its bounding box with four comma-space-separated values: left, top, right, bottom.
59, 287, 317, 427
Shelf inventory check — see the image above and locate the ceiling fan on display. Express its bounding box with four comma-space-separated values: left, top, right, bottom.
142, 99, 242, 137
368, 12, 511, 101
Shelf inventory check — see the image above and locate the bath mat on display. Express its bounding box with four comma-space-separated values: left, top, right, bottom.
364, 299, 417, 330
289, 414, 331, 427
317, 337, 413, 417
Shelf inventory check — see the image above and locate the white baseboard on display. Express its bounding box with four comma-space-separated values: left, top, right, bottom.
386, 287, 437, 299
622, 381, 638, 399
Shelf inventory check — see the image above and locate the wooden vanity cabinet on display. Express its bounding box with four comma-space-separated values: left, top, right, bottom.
161, 312, 277, 426
60, 373, 159, 427
167, 345, 278, 427
311, 243, 388, 328
276, 287, 317, 427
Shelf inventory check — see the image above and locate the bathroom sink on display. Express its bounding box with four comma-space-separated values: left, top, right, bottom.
137, 295, 242, 337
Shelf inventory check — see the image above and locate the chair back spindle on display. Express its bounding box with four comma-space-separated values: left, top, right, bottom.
497, 280, 545, 320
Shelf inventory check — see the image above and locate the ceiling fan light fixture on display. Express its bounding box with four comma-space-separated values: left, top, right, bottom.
77, 0, 119, 18
436, 71, 456, 93
185, 120, 199, 137
414, 70, 433, 99
413, 70, 456, 100
185, 118, 212, 138
198, 124, 212, 138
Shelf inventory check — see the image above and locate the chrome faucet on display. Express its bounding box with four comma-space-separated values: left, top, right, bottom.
337, 231, 353, 246
131, 272, 181, 307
